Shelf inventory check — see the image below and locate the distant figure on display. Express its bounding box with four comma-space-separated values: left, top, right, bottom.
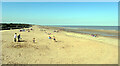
14, 33, 17, 42
18, 34, 21, 42
31, 28, 32, 30
20, 29, 22, 32
48, 33, 49, 35
28, 30, 30, 32
53, 37, 57, 42
48, 36, 51, 39
54, 30, 59, 33
48, 33, 51, 35
91, 34, 97, 37
94, 34, 97, 37
23, 29, 25, 32
33, 38, 35, 43
91, 34, 94, 37
54, 30, 56, 32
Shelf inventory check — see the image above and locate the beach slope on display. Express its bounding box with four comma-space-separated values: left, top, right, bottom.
1, 25, 118, 64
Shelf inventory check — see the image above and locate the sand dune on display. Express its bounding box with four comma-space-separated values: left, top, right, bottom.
1, 25, 118, 64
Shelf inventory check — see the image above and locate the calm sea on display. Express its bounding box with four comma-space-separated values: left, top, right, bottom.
59, 26, 119, 30
47, 25, 119, 37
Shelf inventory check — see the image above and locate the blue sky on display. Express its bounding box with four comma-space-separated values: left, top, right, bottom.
2, 2, 118, 26
2, 0, 119, 2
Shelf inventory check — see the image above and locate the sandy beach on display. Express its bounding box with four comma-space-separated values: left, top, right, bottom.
1, 25, 118, 64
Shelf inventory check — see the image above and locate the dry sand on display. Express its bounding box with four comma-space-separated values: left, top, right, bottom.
0, 25, 118, 64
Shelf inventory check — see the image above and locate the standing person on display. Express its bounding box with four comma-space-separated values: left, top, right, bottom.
14, 33, 17, 42
18, 34, 20, 42
33, 38, 35, 43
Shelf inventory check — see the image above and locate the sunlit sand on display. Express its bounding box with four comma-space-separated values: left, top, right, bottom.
1, 25, 118, 64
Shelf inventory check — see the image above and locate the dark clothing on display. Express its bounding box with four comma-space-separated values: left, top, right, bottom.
14, 38, 16, 42
18, 35, 20, 42
33, 40, 35, 43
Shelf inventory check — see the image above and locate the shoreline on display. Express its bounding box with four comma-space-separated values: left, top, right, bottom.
37, 25, 119, 38
1, 25, 119, 38
64, 30, 118, 39
1, 25, 118, 64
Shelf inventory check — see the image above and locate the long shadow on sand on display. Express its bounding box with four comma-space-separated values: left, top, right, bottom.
18, 40, 27, 42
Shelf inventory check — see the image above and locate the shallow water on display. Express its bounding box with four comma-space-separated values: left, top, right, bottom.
62, 26, 118, 37
63, 26, 119, 30
43, 25, 119, 37
74, 31, 118, 37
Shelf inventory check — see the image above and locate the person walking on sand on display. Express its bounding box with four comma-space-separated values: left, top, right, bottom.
14, 33, 17, 42
18, 34, 20, 42
33, 38, 35, 43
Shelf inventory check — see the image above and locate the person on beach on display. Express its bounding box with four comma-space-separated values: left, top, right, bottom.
18, 34, 21, 42
48, 33, 51, 35
28, 29, 30, 32
33, 38, 35, 43
20, 29, 23, 32
53, 37, 57, 42
14, 33, 17, 42
23, 29, 25, 32
48, 36, 51, 39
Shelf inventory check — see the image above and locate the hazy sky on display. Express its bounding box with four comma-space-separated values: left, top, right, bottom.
2, 2, 118, 26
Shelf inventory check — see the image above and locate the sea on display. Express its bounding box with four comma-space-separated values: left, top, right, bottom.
46, 25, 119, 37
62, 26, 119, 30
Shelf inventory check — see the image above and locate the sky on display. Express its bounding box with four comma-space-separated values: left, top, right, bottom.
2, 2, 118, 26
2, 0, 120, 2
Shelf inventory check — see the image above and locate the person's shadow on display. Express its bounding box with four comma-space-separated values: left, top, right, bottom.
18, 40, 27, 42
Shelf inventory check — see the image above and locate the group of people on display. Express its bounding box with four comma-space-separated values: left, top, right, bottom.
53, 30, 59, 33
27, 28, 32, 32
14, 28, 57, 43
20, 29, 25, 32
32, 36, 57, 43
14, 33, 21, 42
48, 36, 57, 42
19, 28, 33, 32
41, 29, 57, 42
91, 34, 97, 37
14, 33, 36, 43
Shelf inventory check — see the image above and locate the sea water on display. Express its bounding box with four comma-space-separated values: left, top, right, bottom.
48, 25, 119, 37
